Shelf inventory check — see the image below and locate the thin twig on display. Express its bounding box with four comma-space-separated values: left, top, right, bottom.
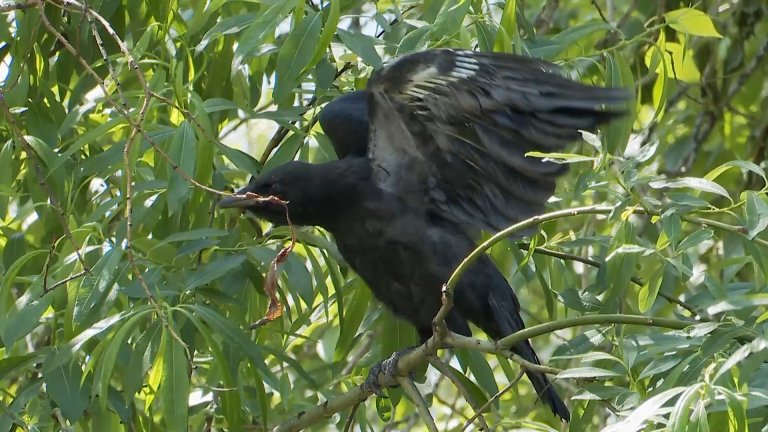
592, 0, 610, 24
396, 376, 438, 432
430, 358, 491, 431
461, 371, 525, 431
0, 2, 36, 13
342, 401, 361, 432
42, 236, 60, 293
44, 271, 88, 294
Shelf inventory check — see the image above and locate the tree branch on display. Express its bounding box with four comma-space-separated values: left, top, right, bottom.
271, 312, 718, 431
397, 376, 438, 432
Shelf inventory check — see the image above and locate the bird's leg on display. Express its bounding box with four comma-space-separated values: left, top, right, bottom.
362, 346, 418, 396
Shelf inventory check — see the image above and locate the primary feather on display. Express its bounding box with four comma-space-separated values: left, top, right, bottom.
367, 49, 626, 232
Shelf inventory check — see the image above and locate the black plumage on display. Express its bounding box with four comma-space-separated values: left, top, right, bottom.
220, 49, 627, 422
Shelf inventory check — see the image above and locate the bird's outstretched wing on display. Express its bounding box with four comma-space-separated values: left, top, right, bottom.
366, 49, 628, 231
318, 90, 369, 159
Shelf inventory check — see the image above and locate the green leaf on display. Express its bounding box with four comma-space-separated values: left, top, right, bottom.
493, 0, 516, 52
396, 25, 431, 55
665, 8, 722, 38
185, 255, 246, 291
338, 29, 383, 69
2, 232, 26, 270
556, 367, 622, 379
3, 290, 53, 348
745, 191, 768, 239
93, 309, 154, 410
183, 304, 280, 389
0, 353, 46, 381
718, 387, 747, 431
335, 278, 371, 360
638, 354, 683, 379
456, 349, 498, 397
638, 265, 663, 312
705, 160, 767, 188
311, 0, 340, 66
203, 98, 240, 113
159, 228, 229, 244
273, 11, 323, 105
668, 383, 702, 432
263, 133, 305, 172
0, 249, 48, 344
604, 53, 635, 155
430, 0, 471, 43
648, 177, 731, 201
197, 13, 257, 53
161, 326, 189, 431
167, 121, 197, 215
74, 247, 125, 327
603, 387, 687, 432
676, 229, 714, 251
216, 142, 262, 176
233, 2, 294, 71
475, 21, 496, 52
42, 356, 89, 422
707, 294, 768, 315
175, 308, 244, 429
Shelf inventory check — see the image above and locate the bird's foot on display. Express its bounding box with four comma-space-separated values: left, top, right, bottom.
362, 347, 417, 396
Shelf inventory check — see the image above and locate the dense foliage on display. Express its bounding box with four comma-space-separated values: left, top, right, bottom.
1, 0, 767, 430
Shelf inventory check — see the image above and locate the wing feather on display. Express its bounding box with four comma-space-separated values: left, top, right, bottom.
367, 49, 628, 231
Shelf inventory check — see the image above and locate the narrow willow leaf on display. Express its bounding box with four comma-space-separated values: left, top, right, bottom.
338, 29, 382, 69
604, 53, 635, 154
556, 367, 622, 379
74, 247, 124, 327
649, 177, 731, 201
161, 327, 189, 431
745, 191, 768, 239
273, 11, 323, 105
676, 229, 714, 251
167, 121, 197, 215
185, 255, 246, 291
493, 0, 515, 52
603, 387, 686, 432
42, 358, 89, 422
232, 3, 293, 71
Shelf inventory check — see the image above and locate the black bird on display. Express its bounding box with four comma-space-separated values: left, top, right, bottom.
220, 49, 627, 421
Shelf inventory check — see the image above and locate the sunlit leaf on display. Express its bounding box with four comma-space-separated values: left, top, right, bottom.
665, 8, 723, 38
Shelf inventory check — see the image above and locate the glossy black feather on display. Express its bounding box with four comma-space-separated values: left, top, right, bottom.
318, 91, 369, 159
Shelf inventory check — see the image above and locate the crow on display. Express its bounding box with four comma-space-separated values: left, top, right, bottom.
220, 49, 628, 421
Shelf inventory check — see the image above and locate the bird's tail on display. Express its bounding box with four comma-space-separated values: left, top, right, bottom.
520, 344, 571, 422
488, 291, 571, 421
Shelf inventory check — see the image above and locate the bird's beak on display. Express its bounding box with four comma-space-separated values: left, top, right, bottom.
218, 186, 253, 209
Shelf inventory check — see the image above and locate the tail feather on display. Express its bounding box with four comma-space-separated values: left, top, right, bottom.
489, 291, 570, 421
522, 345, 571, 421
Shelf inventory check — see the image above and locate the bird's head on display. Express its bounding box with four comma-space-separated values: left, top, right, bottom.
218, 161, 318, 226
219, 158, 373, 229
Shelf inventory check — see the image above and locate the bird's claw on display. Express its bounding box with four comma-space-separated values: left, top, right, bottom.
362, 347, 417, 396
